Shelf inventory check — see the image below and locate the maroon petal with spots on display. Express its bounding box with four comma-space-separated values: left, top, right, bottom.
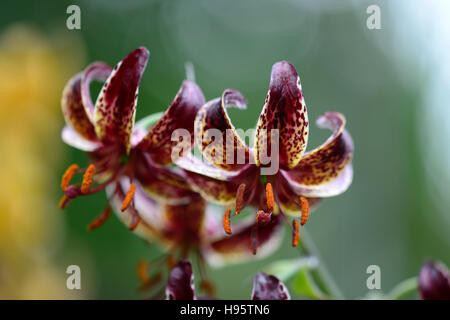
61, 72, 98, 142
419, 260, 450, 300
94, 47, 149, 153
287, 112, 353, 190
251, 272, 291, 300
194, 89, 252, 171
166, 260, 196, 300
254, 61, 309, 170
137, 80, 205, 165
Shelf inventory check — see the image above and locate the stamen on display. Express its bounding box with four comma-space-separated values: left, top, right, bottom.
61, 164, 79, 191
87, 205, 111, 231
250, 226, 258, 255
292, 219, 300, 247
223, 209, 232, 235
235, 183, 246, 215
266, 182, 274, 212
129, 210, 141, 230
200, 279, 216, 297
167, 254, 176, 270
81, 164, 96, 194
300, 196, 309, 226
137, 259, 150, 285
58, 195, 70, 209
121, 183, 136, 211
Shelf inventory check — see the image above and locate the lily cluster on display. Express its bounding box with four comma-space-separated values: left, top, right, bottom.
59, 47, 354, 298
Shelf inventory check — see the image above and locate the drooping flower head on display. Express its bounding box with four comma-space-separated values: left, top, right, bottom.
165, 259, 290, 300
177, 61, 354, 254
59, 47, 205, 231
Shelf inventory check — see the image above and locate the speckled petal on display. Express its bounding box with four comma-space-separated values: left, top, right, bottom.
183, 163, 258, 205
166, 260, 196, 300
134, 152, 196, 205
287, 112, 354, 188
81, 62, 113, 119
251, 272, 291, 300
195, 89, 252, 171
137, 80, 205, 165
61, 72, 98, 141
94, 47, 149, 153
254, 61, 309, 169
203, 214, 284, 267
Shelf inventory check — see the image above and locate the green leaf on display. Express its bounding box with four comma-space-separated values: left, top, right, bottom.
292, 269, 327, 300
262, 256, 319, 283
386, 277, 418, 300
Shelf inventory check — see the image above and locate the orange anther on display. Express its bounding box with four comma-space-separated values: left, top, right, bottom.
81, 164, 96, 194
136, 259, 150, 285
200, 279, 216, 297
87, 206, 111, 231
300, 196, 309, 226
235, 184, 246, 215
250, 226, 258, 255
61, 164, 79, 191
266, 182, 274, 212
58, 195, 70, 209
292, 219, 300, 247
121, 183, 136, 211
223, 209, 232, 235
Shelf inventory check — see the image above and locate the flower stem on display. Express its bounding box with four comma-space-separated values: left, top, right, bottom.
299, 228, 345, 299
387, 277, 418, 300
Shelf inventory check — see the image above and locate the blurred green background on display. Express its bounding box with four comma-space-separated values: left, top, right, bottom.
0, 0, 449, 299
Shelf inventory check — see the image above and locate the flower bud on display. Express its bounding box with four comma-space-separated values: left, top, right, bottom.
418, 260, 450, 300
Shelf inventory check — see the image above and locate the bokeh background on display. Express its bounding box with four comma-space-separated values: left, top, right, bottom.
0, 0, 449, 299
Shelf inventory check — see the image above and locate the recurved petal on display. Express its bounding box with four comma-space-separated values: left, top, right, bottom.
166, 260, 196, 300
254, 61, 309, 169
203, 214, 284, 267
137, 80, 205, 165
182, 163, 258, 205
287, 112, 354, 189
94, 47, 149, 153
61, 126, 101, 152
134, 152, 196, 205
195, 89, 252, 171
81, 62, 113, 119
251, 272, 291, 300
61, 72, 98, 141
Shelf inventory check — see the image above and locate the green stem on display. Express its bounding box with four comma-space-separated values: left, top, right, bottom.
387, 277, 418, 300
299, 228, 345, 300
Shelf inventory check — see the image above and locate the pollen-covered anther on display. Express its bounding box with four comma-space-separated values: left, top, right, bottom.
223, 209, 232, 235
292, 219, 300, 247
81, 164, 96, 194
200, 279, 216, 297
265, 182, 274, 212
136, 259, 150, 285
121, 183, 136, 211
300, 196, 309, 226
235, 183, 246, 215
87, 205, 111, 231
58, 195, 70, 209
61, 164, 79, 191
250, 226, 258, 255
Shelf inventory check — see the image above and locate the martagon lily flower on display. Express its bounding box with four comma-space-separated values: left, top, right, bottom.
165, 259, 290, 300
177, 61, 354, 254
59, 47, 205, 231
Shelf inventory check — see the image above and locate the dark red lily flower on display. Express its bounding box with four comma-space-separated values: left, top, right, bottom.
177, 61, 354, 253
59, 47, 205, 231
419, 260, 450, 300
165, 260, 290, 300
